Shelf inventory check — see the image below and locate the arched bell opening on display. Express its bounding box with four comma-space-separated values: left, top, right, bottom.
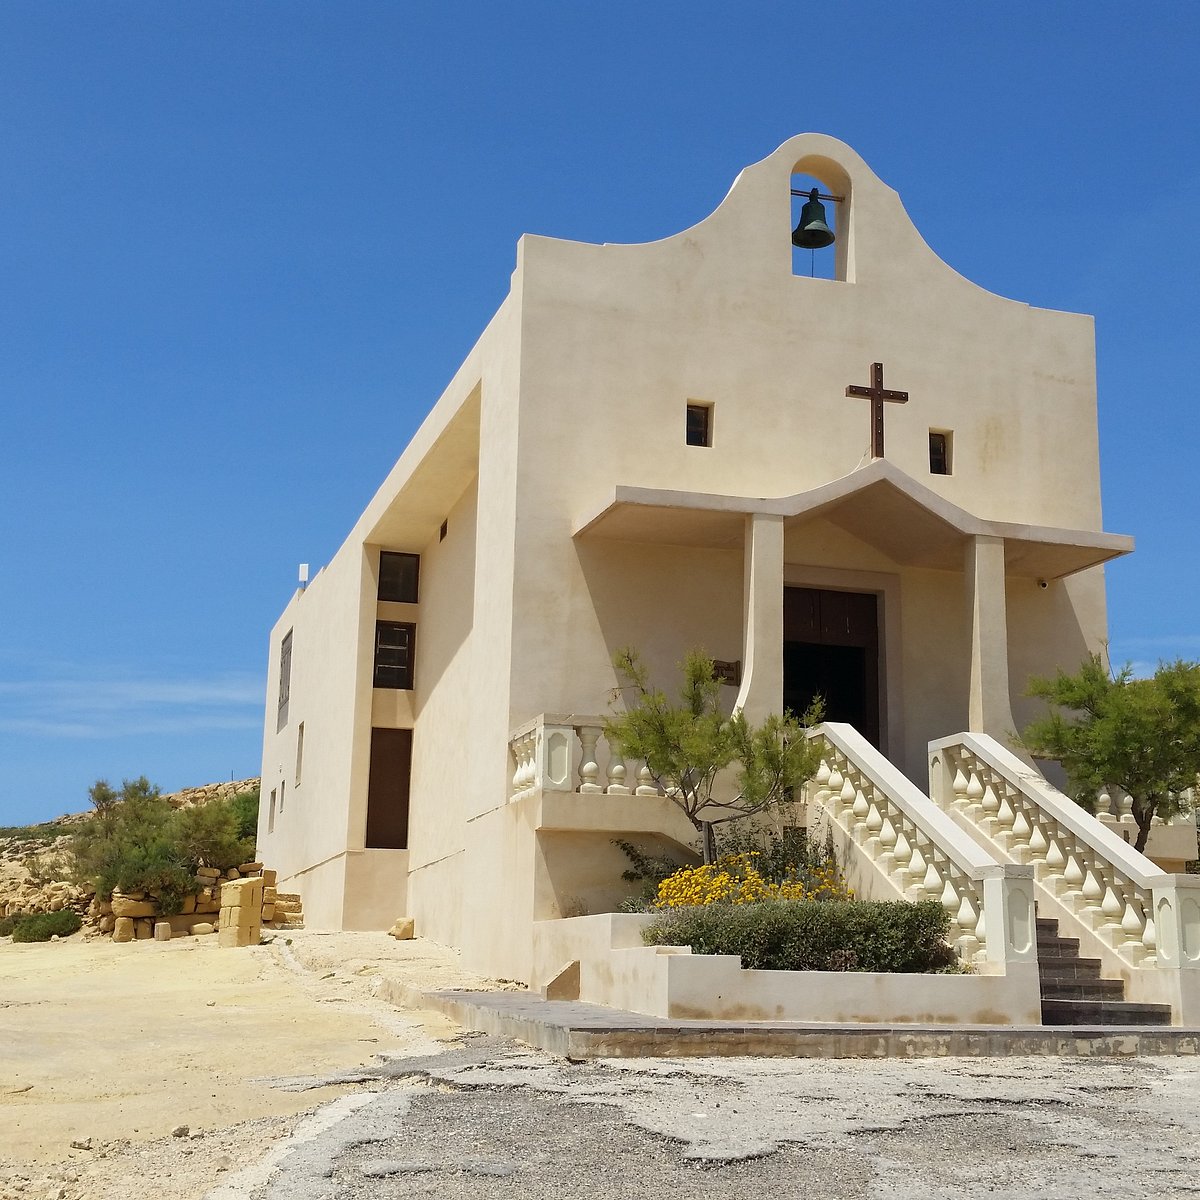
790, 155, 852, 283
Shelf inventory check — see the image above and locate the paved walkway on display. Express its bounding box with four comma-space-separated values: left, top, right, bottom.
381, 984, 1200, 1059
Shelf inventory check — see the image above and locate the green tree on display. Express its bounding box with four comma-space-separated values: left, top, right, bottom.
1022, 655, 1200, 854
604, 648, 823, 864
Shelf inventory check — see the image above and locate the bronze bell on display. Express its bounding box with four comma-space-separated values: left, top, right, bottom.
792, 187, 835, 249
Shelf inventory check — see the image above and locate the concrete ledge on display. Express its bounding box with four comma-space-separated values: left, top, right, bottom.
383, 984, 1200, 1060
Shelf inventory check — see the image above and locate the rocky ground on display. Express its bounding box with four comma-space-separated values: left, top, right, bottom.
5, 928, 1200, 1199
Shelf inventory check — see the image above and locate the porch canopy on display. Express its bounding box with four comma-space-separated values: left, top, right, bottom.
574, 459, 1133, 741
573, 458, 1133, 582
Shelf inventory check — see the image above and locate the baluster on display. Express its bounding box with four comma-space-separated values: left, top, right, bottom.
1080, 859, 1105, 923
980, 778, 1000, 833
995, 784, 1016, 832
923, 857, 944, 899
1099, 876, 1124, 939
892, 821, 913, 874
1027, 819, 1049, 869
906, 839, 928, 896
1044, 828, 1067, 893
1142, 903, 1157, 963
864, 793, 883, 853
826, 762, 845, 818
965, 765, 985, 820
1096, 788, 1112, 817
605, 739, 629, 795
951, 758, 970, 811
635, 761, 659, 796
1062, 840, 1086, 905
1010, 801, 1033, 862
812, 757, 832, 811
850, 779, 869, 842
1121, 896, 1147, 962
876, 810, 898, 876
954, 891, 981, 961
577, 726, 603, 793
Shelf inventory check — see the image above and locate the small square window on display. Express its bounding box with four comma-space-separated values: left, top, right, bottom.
686, 403, 712, 447
379, 551, 420, 603
929, 430, 952, 475
374, 621, 416, 690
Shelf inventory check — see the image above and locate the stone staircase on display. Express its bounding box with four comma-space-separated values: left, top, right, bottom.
1037, 915, 1171, 1026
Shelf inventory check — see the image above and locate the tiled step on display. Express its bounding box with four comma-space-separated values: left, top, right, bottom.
1037, 934, 1082, 958
1042, 998, 1173, 1026
1040, 978, 1127, 1001
1037, 957, 1104, 982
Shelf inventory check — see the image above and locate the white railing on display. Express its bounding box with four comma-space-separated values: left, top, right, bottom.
508, 714, 666, 802
807, 723, 1036, 969
929, 733, 1200, 976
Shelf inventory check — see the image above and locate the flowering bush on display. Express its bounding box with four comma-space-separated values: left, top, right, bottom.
653, 852, 853, 908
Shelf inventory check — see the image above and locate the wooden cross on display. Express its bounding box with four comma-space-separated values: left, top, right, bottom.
845, 362, 909, 459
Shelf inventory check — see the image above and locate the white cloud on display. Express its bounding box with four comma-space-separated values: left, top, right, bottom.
0, 674, 264, 740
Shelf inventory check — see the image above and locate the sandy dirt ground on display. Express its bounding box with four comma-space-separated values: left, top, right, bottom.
0, 930, 507, 1200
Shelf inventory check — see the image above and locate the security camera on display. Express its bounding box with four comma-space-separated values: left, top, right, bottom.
1037, 578, 1049, 590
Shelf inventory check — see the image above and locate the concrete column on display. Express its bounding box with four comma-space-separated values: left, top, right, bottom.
733, 513, 785, 724
965, 535, 1017, 738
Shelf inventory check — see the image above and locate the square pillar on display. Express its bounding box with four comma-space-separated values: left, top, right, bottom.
733, 513, 785, 725
965, 534, 1017, 739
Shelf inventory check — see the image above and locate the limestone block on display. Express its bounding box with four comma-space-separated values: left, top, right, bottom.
224, 868, 240, 880
116, 890, 146, 901
111, 897, 157, 919
238, 862, 263, 874
153, 921, 172, 942
112, 917, 134, 943
275, 892, 301, 904
221, 878, 263, 907
181, 894, 197, 915
99, 915, 115, 935
99, 899, 113, 917
134, 919, 154, 940
388, 918, 415, 940
260, 869, 277, 888
217, 926, 256, 949
261, 904, 275, 921
262, 886, 278, 903
196, 896, 220, 914
195, 867, 221, 880
190, 922, 215, 936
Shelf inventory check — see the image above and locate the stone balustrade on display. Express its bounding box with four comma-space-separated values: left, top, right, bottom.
508, 714, 666, 802
928, 733, 1200, 979
808, 722, 1037, 970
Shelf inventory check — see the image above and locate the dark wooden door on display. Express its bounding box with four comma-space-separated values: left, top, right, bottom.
783, 587, 880, 747
365, 727, 413, 849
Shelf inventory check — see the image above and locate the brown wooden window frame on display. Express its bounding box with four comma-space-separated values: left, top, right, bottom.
686, 402, 713, 447
929, 430, 952, 476
378, 551, 420, 603
373, 620, 416, 690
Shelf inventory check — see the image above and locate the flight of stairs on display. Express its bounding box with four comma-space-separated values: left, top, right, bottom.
1037, 916, 1172, 1026
269, 891, 305, 929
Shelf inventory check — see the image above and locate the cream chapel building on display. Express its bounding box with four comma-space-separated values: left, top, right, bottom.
260, 134, 1188, 1007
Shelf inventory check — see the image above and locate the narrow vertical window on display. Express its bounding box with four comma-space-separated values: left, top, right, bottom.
268, 789, 277, 834
929, 430, 952, 475
279, 779, 285, 813
276, 631, 293, 732
686, 403, 712, 447
295, 722, 305, 788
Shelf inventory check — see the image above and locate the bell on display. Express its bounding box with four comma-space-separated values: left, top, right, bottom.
792, 187, 835, 249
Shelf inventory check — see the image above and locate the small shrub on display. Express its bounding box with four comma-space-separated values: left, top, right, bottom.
230, 788, 261, 845
0, 911, 32, 937
642, 898, 957, 973
9, 910, 83, 943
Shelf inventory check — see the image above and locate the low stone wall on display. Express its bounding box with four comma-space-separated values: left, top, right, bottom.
99, 863, 297, 943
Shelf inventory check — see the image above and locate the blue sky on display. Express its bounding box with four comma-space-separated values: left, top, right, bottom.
2, 4, 1197, 825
